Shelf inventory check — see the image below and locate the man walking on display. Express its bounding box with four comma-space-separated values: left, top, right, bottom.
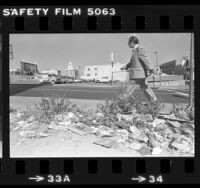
120, 36, 158, 103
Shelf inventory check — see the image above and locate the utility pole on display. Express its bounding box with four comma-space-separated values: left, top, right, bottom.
78, 66, 81, 78
111, 52, 114, 85
9, 44, 14, 70
189, 33, 194, 106
155, 51, 161, 87
155, 51, 158, 68
153, 51, 158, 88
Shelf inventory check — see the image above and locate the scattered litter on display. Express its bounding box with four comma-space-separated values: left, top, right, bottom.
117, 113, 133, 122
67, 112, 75, 118
38, 132, 49, 137
92, 126, 113, 137
143, 114, 154, 122
148, 132, 161, 148
93, 137, 116, 148
13, 126, 20, 131
158, 103, 173, 115
66, 123, 93, 136
10, 100, 194, 156
175, 110, 191, 121
19, 131, 29, 137
167, 121, 181, 128
116, 129, 129, 142
151, 118, 166, 128
96, 113, 104, 117
16, 138, 25, 145
55, 114, 64, 122
129, 125, 141, 136
130, 125, 148, 143
112, 142, 125, 151
152, 147, 163, 155
129, 142, 143, 150
170, 139, 191, 153
59, 121, 71, 126
93, 120, 97, 124
157, 114, 194, 123
137, 145, 151, 155
16, 121, 25, 127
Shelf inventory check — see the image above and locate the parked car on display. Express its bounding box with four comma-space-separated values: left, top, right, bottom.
114, 80, 120, 84
74, 79, 82, 83
96, 77, 111, 83
48, 75, 56, 84
55, 78, 63, 84
35, 75, 52, 84
66, 78, 74, 83
61, 78, 68, 84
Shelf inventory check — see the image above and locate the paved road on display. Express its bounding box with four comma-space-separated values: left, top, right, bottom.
10, 84, 190, 104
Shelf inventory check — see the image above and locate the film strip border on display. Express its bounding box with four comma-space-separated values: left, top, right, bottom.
0, 6, 200, 32
8, 14, 198, 31
0, 5, 200, 184
0, 158, 197, 184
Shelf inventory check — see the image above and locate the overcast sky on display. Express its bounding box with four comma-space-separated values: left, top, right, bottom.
10, 33, 192, 75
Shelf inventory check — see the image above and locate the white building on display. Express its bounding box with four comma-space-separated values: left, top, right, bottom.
65, 61, 79, 78
41, 69, 61, 76
82, 62, 129, 81
66, 61, 75, 77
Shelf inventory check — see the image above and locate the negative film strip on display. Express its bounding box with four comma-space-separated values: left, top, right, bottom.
0, 4, 199, 185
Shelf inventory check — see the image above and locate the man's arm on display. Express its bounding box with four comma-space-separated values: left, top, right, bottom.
137, 47, 154, 70
121, 62, 131, 70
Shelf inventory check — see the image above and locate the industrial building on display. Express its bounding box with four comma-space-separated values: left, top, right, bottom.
160, 60, 177, 75
20, 61, 38, 76
159, 57, 189, 76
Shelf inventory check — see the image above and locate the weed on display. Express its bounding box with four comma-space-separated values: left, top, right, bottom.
96, 93, 161, 118
134, 99, 161, 117
34, 94, 79, 123
10, 106, 17, 113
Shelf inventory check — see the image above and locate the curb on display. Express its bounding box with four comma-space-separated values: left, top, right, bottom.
165, 89, 189, 98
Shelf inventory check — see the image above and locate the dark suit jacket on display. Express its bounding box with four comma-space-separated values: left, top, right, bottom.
125, 46, 153, 79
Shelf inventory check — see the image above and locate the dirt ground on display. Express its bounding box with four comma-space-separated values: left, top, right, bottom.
10, 131, 142, 158
10, 96, 142, 157
9, 96, 193, 157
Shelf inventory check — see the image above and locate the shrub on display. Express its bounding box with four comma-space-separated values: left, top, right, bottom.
134, 99, 161, 117
34, 94, 79, 123
97, 94, 161, 117
95, 92, 161, 128
172, 103, 194, 121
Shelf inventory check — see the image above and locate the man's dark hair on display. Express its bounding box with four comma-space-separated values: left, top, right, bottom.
128, 36, 139, 44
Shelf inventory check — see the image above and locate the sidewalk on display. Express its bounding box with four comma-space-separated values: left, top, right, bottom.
58, 82, 189, 90
157, 85, 189, 90
52, 83, 121, 88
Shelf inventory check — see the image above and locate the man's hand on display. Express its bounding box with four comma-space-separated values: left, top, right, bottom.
147, 69, 154, 76
149, 69, 154, 74
120, 66, 126, 70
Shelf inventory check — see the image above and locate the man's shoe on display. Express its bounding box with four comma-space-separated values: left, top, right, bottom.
152, 100, 159, 106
